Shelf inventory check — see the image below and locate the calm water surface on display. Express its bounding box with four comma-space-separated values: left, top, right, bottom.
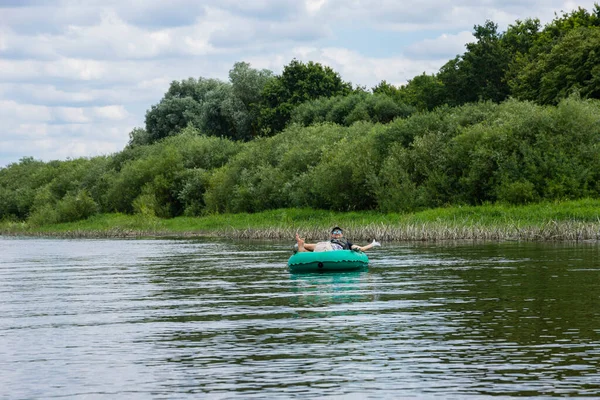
1, 237, 599, 398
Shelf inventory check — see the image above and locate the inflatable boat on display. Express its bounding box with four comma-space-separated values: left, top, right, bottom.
287, 250, 369, 273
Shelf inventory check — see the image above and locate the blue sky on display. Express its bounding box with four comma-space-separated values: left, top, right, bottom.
0, 0, 598, 167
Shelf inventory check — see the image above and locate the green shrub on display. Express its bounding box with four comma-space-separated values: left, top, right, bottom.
373, 144, 422, 212
291, 92, 415, 127
27, 204, 59, 226
0, 186, 18, 219
176, 168, 211, 216
104, 145, 184, 214
55, 190, 98, 222
497, 179, 538, 204
302, 122, 382, 210
133, 192, 159, 217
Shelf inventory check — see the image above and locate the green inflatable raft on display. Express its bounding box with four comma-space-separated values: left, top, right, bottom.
287, 250, 369, 273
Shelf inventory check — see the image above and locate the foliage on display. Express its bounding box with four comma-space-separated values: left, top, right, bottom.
203, 123, 355, 213
258, 59, 353, 135
3, 97, 599, 223
398, 74, 446, 111
6, 5, 600, 224
510, 27, 600, 104
438, 20, 511, 106
5, 199, 600, 241
290, 92, 415, 126
105, 129, 241, 217
28, 190, 97, 226
145, 96, 205, 143
141, 63, 274, 144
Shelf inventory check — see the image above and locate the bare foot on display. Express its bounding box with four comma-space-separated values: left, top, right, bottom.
295, 233, 307, 252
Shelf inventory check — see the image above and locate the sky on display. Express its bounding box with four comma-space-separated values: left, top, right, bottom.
0, 0, 597, 168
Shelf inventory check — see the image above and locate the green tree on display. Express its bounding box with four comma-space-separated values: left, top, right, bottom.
509, 6, 600, 103
535, 6, 600, 54
398, 74, 446, 111
372, 80, 403, 100
144, 64, 274, 143
258, 59, 352, 134
436, 57, 466, 106
501, 18, 541, 56
225, 62, 274, 140
512, 27, 600, 104
291, 92, 415, 126
501, 18, 542, 100
127, 127, 151, 147
145, 96, 204, 143
438, 20, 511, 105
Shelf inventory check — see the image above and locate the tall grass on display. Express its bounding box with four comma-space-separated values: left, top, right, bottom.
2, 199, 599, 241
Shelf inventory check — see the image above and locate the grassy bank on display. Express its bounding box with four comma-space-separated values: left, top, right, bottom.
1, 199, 600, 241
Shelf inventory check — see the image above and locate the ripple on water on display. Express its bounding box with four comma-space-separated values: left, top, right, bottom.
0, 238, 599, 398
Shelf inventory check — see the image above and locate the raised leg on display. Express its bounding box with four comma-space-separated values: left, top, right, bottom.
295, 233, 315, 252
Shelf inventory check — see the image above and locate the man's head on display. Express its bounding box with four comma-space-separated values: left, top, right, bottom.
331, 226, 343, 238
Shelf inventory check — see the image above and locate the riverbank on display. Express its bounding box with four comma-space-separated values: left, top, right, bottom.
1, 199, 600, 241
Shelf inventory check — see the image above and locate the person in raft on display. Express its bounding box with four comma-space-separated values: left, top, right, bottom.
295, 226, 380, 253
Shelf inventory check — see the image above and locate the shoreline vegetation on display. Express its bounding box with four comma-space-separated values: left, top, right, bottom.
3, 8, 600, 243
1, 200, 599, 242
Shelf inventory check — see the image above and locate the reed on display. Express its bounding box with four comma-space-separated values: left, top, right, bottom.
214, 220, 600, 241
2, 199, 599, 241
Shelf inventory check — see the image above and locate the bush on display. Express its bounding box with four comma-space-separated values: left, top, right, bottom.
5, 97, 600, 220
203, 122, 367, 213
0, 157, 60, 219
373, 143, 422, 212
291, 92, 416, 127
27, 204, 59, 226
28, 190, 97, 226
176, 168, 211, 216
133, 192, 159, 218
55, 190, 98, 223
497, 179, 537, 204
0, 186, 18, 219
104, 145, 184, 215
303, 123, 382, 210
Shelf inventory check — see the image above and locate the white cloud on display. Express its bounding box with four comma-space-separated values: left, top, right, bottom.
246, 46, 446, 88
1, 123, 49, 141
46, 58, 107, 80
0, 136, 125, 163
0, 101, 129, 125
0, 97, 136, 166
0, 30, 7, 51
0, 100, 52, 122
1, 0, 599, 167
92, 105, 128, 121
52, 107, 89, 123
405, 31, 475, 59
306, 0, 327, 14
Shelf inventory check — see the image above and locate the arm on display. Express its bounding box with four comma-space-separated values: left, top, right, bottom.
351, 240, 381, 252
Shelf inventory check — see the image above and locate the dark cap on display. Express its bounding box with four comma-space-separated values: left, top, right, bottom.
331, 226, 343, 234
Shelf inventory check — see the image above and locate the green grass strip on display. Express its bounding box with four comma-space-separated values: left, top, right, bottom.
1, 199, 599, 241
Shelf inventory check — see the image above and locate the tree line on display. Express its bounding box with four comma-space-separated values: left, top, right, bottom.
1, 6, 600, 225
132, 6, 600, 144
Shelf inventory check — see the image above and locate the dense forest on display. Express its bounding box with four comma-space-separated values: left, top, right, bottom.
1, 6, 600, 225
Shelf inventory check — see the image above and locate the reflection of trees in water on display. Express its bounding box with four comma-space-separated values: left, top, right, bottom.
137, 239, 600, 396
409, 241, 600, 344
393, 241, 600, 392
142, 238, 295, 305
140, 244, 382, 393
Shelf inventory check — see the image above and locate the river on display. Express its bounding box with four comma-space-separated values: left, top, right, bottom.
1, 237, 599, 398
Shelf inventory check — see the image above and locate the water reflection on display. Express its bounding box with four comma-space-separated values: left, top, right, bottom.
1, 237, 600, 398
289, 271, 372, 308
373, 241, 600, 396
